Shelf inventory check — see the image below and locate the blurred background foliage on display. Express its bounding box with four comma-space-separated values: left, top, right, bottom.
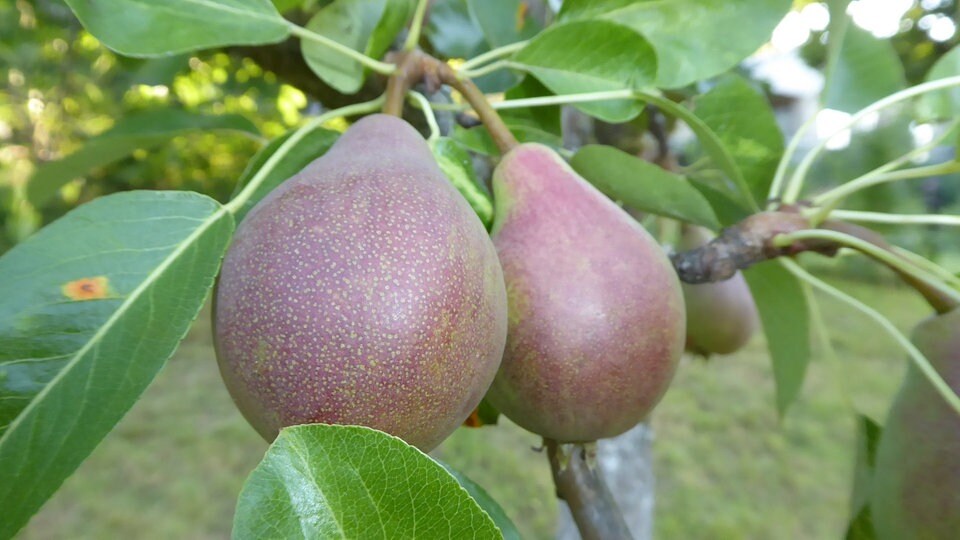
0, 0, 310, 252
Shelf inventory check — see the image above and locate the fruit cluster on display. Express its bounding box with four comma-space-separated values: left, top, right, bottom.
214, 115, 761, 450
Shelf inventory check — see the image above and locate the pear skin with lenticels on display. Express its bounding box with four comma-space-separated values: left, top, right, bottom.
213, 114, 508, 451
486, 143, 685, 442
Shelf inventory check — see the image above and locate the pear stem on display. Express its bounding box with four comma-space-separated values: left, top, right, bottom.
434, 61, 519, 154
545, 439, 633, 540
382, 50, 518, 153
383, 51, 425, 117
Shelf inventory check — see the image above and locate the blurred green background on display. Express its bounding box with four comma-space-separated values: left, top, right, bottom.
3, 0, 960, 538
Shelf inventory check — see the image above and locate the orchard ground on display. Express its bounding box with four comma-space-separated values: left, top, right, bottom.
22, 275, 928, 540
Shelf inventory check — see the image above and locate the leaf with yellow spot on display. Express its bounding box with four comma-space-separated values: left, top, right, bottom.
0, 191, 234, 538
61, 276, 111, 301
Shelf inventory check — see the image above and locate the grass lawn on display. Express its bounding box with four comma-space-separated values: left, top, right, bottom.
19, 278, 929, 539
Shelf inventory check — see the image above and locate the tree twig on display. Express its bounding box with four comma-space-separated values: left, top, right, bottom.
670, 208, 958, 314
670, 209, 828, 283
433, 61, 518, 154
545, 439, 633, 540
383, 51, 425, 116
818, 221, 959, 314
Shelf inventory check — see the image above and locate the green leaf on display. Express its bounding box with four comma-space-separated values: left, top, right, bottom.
28, 109, 260, 208
846, 415, 881, 539
440, 462, 520, 540
467, 0, 541, 48
502, 76, 562, 137
514, 20, 657, 122
693, 75, 784, 206
368, 0, 415, 58
430, 137, 494, 229
560, 0, 791, 88
231, 127, 341, 222
823, 23, 905, 113
301, 0, 395, 94
916, 45, 960, 122
847, 505, 878, 540
425, 0, 486, 58
272, 0, 303, 13
453, 121, 563, 157
64, 0, 289, 56
570, 145, 719, 229
743, 261, 811, 415
641, 91, 759, 211
0, 191, 234, 538
233, 424, 502, 539
475, 396, 500, 426
689, 178, 752, 227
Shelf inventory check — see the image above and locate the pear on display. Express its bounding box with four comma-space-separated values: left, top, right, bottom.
679, 225, 759, 356
870, 307, 960, 539
485, 143, 685, 442
213, 114, 508, 451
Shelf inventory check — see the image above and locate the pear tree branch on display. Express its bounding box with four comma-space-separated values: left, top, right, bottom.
545, 439, 633, 540
669, 209, 959, 314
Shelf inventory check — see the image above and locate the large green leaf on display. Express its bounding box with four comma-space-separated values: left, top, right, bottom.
916, 45, 960, 122
743, 261, 811, 415
231, 127, 340, 222
560, 0, 791, 88
501, 76, 562, 137
367, 0, 415, 60
440, 462, 521, 540
693, 75, 784, 206
822, 23, 905, 113
430, 137, 494, 229
0, 191, 234, 538
453, 121, 563, 156
233, 424, 502, 539
467, 0, 541, 48
301, 0, 414, 94
689, 178, 753, 227
425, 0, 486, 58
64, 0, 289, 56
640, 91, 759, 211
514, 20, 657, 122
570, 145, 719, 229
28, 110, 260, 207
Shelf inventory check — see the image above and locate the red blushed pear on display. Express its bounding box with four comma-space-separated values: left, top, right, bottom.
679, 225, 759, 356
213, 114, 508, 452
870, 307, 960, 539
485, 143, 685, 442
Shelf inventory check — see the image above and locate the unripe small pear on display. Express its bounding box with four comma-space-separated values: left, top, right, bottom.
678, 225, 759, 356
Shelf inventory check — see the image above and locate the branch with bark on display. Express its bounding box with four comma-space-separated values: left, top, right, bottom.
546, 439, 633, 540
